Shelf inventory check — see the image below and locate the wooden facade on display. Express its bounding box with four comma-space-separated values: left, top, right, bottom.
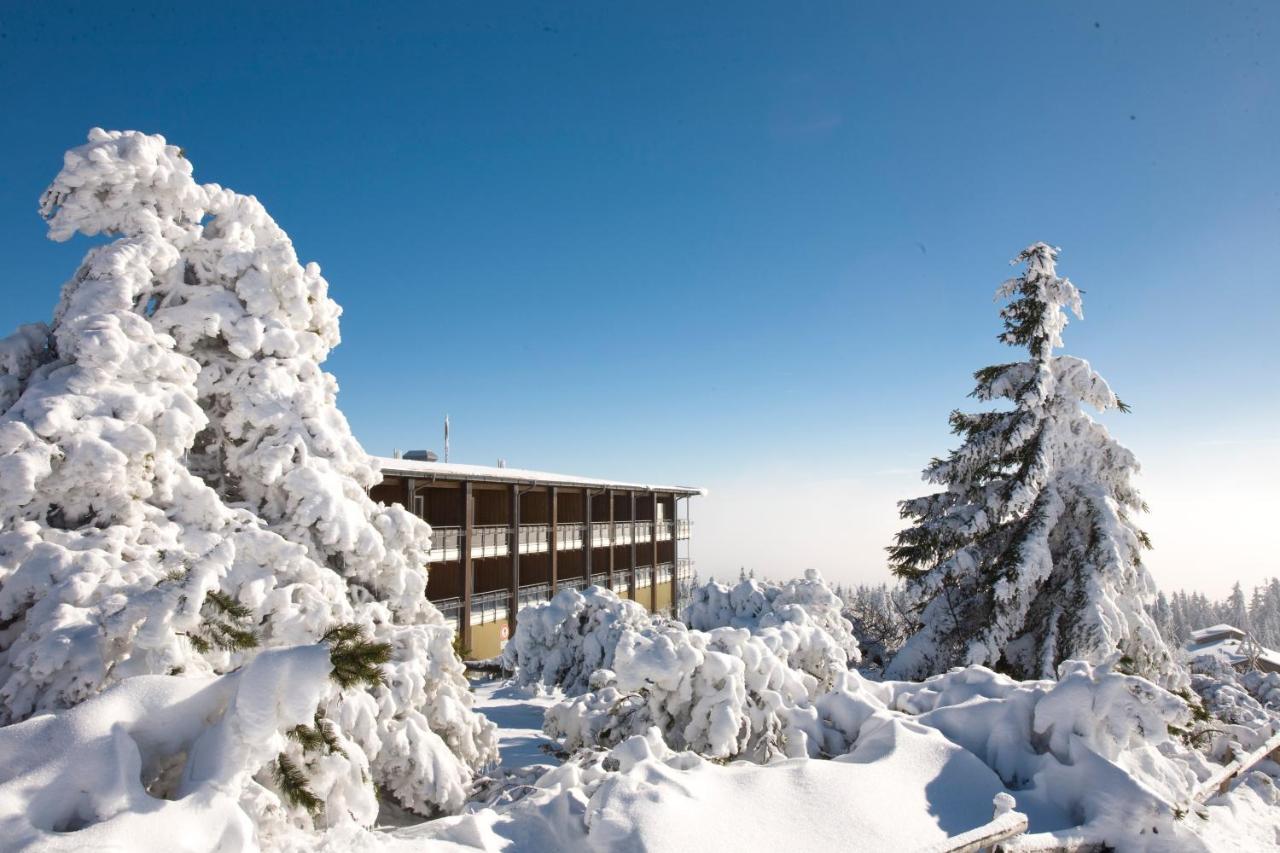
368, 458, 700, 660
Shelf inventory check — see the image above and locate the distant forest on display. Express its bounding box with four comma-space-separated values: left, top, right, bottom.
831, 578, 1280, 667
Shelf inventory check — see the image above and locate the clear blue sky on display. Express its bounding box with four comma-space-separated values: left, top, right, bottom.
2, 2, 1276, 595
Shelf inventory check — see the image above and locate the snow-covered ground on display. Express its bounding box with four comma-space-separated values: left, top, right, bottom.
383, 677, 1009, 853
468, 677, 561, 771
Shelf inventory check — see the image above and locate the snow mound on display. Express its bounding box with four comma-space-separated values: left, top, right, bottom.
389, 726, 1009, 852
875, 661, 1214, 848
0, 645, 330, 853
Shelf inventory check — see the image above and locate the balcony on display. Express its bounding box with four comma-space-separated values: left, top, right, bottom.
555, 522, 584, 550
427, 519, 691, 562
516, 523, 550, 554
517, 582, 552, 610
469, 589, 509, 625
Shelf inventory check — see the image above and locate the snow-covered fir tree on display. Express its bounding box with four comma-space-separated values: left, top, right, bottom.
885, 243, 1177, 684
0, 129, 497, 828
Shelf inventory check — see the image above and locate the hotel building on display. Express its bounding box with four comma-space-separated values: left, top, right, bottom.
369, 456, 703, 659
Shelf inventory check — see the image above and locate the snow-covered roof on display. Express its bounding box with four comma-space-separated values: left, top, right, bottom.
374, 456, 707, 496
1185, 628, 1280, 672
1189, 624, 1247, 643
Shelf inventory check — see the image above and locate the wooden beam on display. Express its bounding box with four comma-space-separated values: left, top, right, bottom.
404, 476, 417, 514
460, 480, 473, 654
509, 483, 521, 636
607, 489, 616, 590
629, 490, 638, 601
549, 486, 558, 594
650, 490, 658, 613
583, 488, 593, 582
671, 493, 680, 613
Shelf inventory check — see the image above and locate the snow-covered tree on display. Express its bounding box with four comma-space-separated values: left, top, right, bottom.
1227, 582, 1251, 634
681, 569, 861, 670
0, 129, 496, 828
886, 243, 1177, 684
842, 582, 916, 668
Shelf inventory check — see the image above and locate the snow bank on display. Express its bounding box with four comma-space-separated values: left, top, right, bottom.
875, 661, 1216, 848
531, 594, 1263, 851
388, 726, 1009, 853
0, 646, 330, 853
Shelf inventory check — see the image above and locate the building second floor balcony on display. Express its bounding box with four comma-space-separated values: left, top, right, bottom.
426, 519, 690, 562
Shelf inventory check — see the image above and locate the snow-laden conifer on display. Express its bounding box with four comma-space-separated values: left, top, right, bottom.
0, 129, 496, 824
886, 243, 1177, 684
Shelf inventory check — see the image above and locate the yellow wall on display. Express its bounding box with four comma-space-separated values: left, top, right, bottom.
654, 580, 673, 614
469, 619, 509, 661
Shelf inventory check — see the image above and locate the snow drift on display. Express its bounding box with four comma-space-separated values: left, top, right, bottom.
0, 645, 331, 853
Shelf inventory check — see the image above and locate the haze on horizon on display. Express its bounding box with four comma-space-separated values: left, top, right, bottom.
1, 3, 1275, 599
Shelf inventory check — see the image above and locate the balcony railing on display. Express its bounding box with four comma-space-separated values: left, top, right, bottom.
590, 572, 610, 588
558, 577, 586, 593
517, 582, 552, 609
635, 565, 652, 588
517, 523, 549, 553
655, 562, 673, 584
426, 519, 694, 562
469, 589, 508, 625
556, 522, 584, 550
427, 526, 463, 561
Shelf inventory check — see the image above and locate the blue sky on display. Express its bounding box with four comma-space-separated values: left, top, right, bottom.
1, 2, 1276, 595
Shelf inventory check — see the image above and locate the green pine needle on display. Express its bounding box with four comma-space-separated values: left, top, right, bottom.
272, 753, 324, 816
324, 623, 392, 689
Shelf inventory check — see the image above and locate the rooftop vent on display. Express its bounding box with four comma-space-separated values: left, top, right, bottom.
403, 449, 438, 462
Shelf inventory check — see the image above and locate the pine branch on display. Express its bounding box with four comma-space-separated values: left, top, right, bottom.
272, 753, 324, 815
188, 589, 260, 653
287, 711, 348, 758
324, 623, 392, 689
205, 589, 252, 620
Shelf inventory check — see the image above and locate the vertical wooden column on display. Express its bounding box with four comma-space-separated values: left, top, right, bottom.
629, 490, 638, 601
460, 481, 474, 654
404, 477, 417, 515
649, 490, 659, 612
607, 489, 616, 590
583, 488, 593, 583
509, 484, 521, 634
670, 493, 680, 612
548, 486, 558, 594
